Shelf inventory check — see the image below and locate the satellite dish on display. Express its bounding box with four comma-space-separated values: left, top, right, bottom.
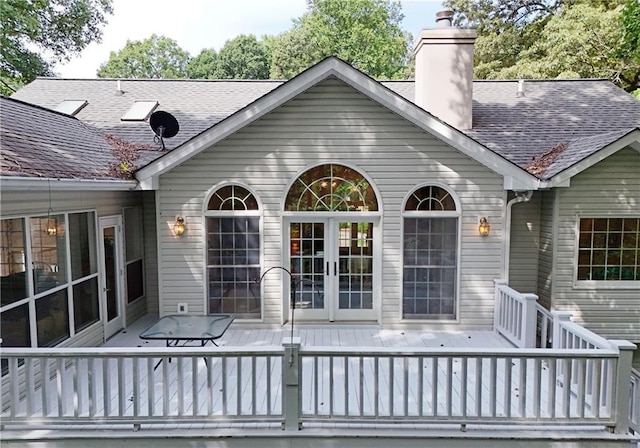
149, 110, 179, 149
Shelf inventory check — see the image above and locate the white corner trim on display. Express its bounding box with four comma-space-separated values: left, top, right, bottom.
135, 57, 538, 190
0, 176, 138, 191
542, 129, 640, 188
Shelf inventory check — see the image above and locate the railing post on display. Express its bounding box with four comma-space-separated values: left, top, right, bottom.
493, 279, 507, 333
609, 340, 637, 434
521, 293, 538, 348
551, 310, 573, 349
282, 337, 302, 431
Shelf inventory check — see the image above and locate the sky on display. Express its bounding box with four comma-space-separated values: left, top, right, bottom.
54, 0, 445, 78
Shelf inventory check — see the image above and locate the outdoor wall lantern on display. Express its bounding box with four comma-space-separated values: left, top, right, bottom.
478, 217, 491, 236
46, 216, 58, 236
173, 216, 185, 236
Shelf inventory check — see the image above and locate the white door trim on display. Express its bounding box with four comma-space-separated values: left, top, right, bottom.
99, 215, 125, 339
284, 217, 379, 323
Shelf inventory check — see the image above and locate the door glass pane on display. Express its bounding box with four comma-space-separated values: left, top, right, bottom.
337, 222, 373, 310
103, 227, 118, 321
290, 222, 325, 309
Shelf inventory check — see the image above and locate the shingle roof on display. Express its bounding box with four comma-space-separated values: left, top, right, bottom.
0, 96, 161, 179
9, 70, 640, 181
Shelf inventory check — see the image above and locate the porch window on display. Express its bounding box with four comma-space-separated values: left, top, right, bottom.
402, 186, 458, 320
577, 217, 640, 281
0, 212, 98, 353
69, 212, 99, 332
206, 185, 261, 318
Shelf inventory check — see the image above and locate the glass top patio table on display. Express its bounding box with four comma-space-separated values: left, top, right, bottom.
139, 314, 234, 347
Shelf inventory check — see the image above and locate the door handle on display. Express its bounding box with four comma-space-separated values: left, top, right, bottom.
334, 262, 337, 276
326, 262, 329, 275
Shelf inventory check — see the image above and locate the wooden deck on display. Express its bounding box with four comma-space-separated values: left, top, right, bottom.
105, 313, 513, 350
3, 314, 639, 448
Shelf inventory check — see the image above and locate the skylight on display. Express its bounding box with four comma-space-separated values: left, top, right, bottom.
54, 100, 88, 116
121, 101, 159, 121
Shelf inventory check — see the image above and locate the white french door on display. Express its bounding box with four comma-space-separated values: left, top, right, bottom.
287, 218, 377, 321
99, 216, 125, 339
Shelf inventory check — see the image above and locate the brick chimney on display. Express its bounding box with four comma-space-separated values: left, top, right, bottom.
413, 10, 477, 130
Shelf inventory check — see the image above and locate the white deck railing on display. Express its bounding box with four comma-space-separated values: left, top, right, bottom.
1, 346, 284, 427
1, 340, 636, 434
297, 346, 619, 425
494, 280, 538, 348
1, 282, 637, 435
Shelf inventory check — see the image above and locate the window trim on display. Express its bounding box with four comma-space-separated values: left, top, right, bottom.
400, 183, 462, 322
203, 182, 263, 321
573, 214, 640, 289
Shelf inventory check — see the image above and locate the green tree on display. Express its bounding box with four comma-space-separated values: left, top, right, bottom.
445, 0, 639, 92
214, 34, 269, 79
616, 0, 640, 92
270, 0, 410, 79
0, 0, 113, 94
187, 48, 218, 79
97, 34, 191, 79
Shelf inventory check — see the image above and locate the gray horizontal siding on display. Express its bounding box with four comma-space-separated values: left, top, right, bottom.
509, 192, 541, 294
0, 190, 142, 218
158, 78, 505, 328
536, 190, 556, 310
552, 148, 640, 342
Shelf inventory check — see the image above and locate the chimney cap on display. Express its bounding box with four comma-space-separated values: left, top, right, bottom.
435, 9, 454, 27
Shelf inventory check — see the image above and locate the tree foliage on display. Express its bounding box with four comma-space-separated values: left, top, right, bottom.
270, 0, 410, 79
187, 48, 218, 79
444, 0, 639, 92
617, 0, 640, 93
214, 34, 269, 79
97, 34, 191, 79
0, 0, 113, 93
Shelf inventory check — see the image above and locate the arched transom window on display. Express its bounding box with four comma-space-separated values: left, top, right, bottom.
285, 164, 378, 212
403, 185, 459, 320
208, 185, 258, 211
206, 185, 260, 319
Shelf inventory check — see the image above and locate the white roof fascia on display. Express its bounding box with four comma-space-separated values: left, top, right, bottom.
0, 177, 138, 191
540, 129, 640, 189
136, 57, 539, 191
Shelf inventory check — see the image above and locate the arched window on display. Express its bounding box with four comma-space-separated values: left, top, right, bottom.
205, 185, 260, 318
402, 185, 459, 320
285, 164, 378, 212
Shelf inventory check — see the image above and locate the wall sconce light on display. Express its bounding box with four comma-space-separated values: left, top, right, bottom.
173, 216, 185, 236
478, 217, 491, 236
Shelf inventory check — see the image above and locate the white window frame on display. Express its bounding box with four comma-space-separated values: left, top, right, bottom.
203, 183, 263, 320
573, 214, 640, 289
400, 183, 461, 322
